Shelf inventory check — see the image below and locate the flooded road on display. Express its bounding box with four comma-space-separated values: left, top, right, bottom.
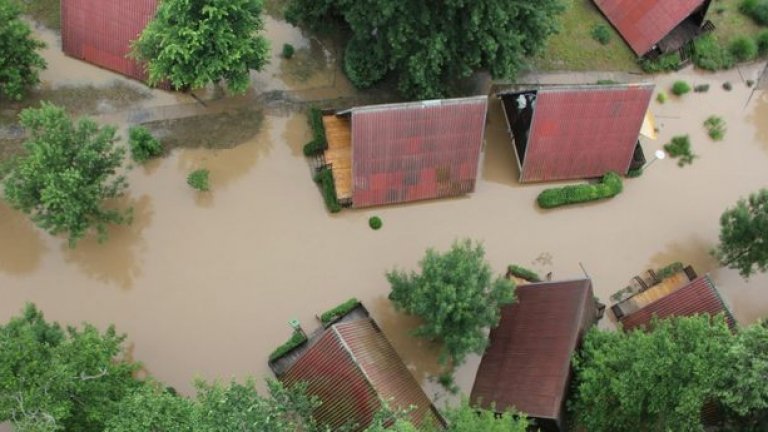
2, 18, 768, 406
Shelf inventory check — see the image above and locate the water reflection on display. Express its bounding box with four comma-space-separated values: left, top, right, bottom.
749, 92, 768, 151
0, 201, 47, 275
482, 97, 521, 186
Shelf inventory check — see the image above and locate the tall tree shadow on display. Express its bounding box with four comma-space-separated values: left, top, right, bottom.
0, 201, 47, 275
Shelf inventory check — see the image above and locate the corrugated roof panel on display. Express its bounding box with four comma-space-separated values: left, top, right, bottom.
594, 0, 706, 55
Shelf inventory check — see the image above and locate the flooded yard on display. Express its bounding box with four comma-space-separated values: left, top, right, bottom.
1, 14, 768, 408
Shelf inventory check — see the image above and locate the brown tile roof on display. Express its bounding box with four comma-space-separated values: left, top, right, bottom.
620, 275, 736, 331
470, 279, 597, 425
279, 319, 443, 431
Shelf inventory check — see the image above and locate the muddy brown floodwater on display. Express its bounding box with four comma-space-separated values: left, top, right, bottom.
1, 18, 768, 412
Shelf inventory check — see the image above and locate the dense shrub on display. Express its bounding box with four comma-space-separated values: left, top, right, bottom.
536, 172, 623, 209
693, 34, 735, 71
704, 116, 727, 141
694, 84, 710, 93
656, 262, 684, 281
627, 167, 644, 178
590, 24, 611, 45
282, 43, 295, 59
128, 126, 163, 163
723, 81, 733, 91
269, 330, 307, 361
664, 135, 697, 167
757, 30, 768, 55
187, 169, 210, 191
368, 216, 382, 230
740, 0, 768, 25
313, 166, 341, 213
595, 79, 618, 85
343, 36, 388, 89
507, 265, 542, 283
639, 52, 681, 73
656, 92, 667, 104
730, 36, 759, 62
302, 107, 328, 156
671, 80, 691, 96
319, 298, 360, 325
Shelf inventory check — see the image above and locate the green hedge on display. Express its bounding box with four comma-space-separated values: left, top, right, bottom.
693, 34, 734, 71
313, 166, 341, 213
320, 298, 360, 325
269, 330, 308, 362
507, 265, 542, 283
537, 172, 623, 209
656, 262, 684, 281
302, 107, 328, 156
627, 167, 643, 178
639, 52, 681, 73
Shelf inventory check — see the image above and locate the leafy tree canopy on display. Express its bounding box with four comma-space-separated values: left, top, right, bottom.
387, 239, 515, 367
132, 0, 270, 93
285, 0, 565, 99
0, 0, 46, 101
2, 103, 130, 247
443, 399, 529, 432
713, 189, 768, 278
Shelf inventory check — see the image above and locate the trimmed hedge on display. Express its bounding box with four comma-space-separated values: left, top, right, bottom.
313, 166, 341, 213
627, 167, 643, 178
537, 172, 623, 209
693, 35, 734, 71
639, 52, 681, 73
302, 107, 328, 156
671, 81, 691, 96
320, 298, 360, 325
507, 265, 542, 283
369, 216, 382, 230
730, 36, 758, 62
269, 330, 308, 362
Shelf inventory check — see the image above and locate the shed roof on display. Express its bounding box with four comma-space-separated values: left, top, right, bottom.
279, 319, 443, 431
349, 96, 488, 208
594, 0, 706, 56
502, 84, 654, 183
61, 0, 157, 82
470, 279, 597, 423
620, 275, 736, 331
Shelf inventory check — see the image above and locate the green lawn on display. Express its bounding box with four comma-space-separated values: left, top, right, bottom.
18, 0, 60, 30
708, 0, 764, 44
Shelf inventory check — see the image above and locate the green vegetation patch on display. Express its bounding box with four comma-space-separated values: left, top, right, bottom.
664, 135, 697, 167
507, 265, 542, 283
128, 126, 163, 163
729, 35, 759, 61
626, 167, 643, 178
671, 81, 692, 96
319, 298, 360, 325
537, 172, 623, 209
704, 116, 727, 141
313, 166, 341, 213
368, 216, 382, 230
20, 0, 60, 30
269, 330, 308, 362
656, 92, 667, 104
590, 24, 611, 45
302, 107, 328, 157
282, 43, 295, 59
740, 0, 768, 25
655, 262, 684, 281
640, 52, 682, 73
693, 34, 735, 71
187, 169, 210, 191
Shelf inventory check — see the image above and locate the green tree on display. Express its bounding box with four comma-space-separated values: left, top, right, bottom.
570, 315, 733, 432
0, 304, 143, 432
387, 239, 515, 367
285, 0, 565, 99
444, 399, 530, 432
713, 189, 768, 278
0, 0, 46, 101
132, 0, 270, 93
2, 103, 130, 247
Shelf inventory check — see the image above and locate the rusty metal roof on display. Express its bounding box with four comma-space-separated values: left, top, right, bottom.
61, 0, 157, 82
594, 0, 707, 56
279, 319, 443, 431
620, 275, 736, 331
502, 84, 654, 183
470, 279, 597, 424
349, 96, 488, 208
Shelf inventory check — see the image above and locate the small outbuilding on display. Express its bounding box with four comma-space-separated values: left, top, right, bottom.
593, 0, 715, 58
470, 279, 601, 432
498, 84, 654, 183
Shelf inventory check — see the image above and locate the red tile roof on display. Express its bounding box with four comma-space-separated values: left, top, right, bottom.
349, 97, 488, 208
620, 275, 736, 331
508, 84, 653, 183
594, 0, 706, 56
470, 279, 597, 426
61, 0, 157, 82
279, 319, 443, 431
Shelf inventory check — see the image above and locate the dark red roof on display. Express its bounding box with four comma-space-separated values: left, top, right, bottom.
350, 97, 488, 208
61, 0, 157, 82
470, 279, 597, 425
620, 275, 736, 331
279, 319, 442, 431
594, 0, 706, 55
509, 84, 653, 183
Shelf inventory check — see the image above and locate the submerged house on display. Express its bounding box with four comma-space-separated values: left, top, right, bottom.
594, 0, 714, 58
498, 83, 654, 183
470, 279, 601, 432
61, 0, 158, 82
321, 96, 488, 208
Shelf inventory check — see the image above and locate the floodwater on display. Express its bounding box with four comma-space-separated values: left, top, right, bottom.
2, 15, 768, 414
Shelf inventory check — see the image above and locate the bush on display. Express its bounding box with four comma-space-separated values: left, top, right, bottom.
693, 84, 710, 93
596, 79, 618, 85
319, 298, 360, 325
656, 262, 684, 281
507, 265, 542, 283
369, 216, 382, 230
740, 0, 768, 25
343, 36, 388, 89
639, 52, 681, 73
664, 135, 697, 167
128, 126, 163, 163
757, 30, 768, 55
591, 24, 611, 45
536, 172, 623, 209
704, 116, 727, 141
723, 81, 733, 91
187, 169, 210, 191
730, 36, 758, 62
627, 167, 644, 178
302, 107, 328, 156
282, 43, 295, 59
313, 166, 341, 213
269, 330, 307, 362
671, 81, 691, 96
656, 92, 667, 104
693, 34, 734, 71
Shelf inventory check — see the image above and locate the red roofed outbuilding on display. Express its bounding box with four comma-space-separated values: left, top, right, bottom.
498, 84, 654, 183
